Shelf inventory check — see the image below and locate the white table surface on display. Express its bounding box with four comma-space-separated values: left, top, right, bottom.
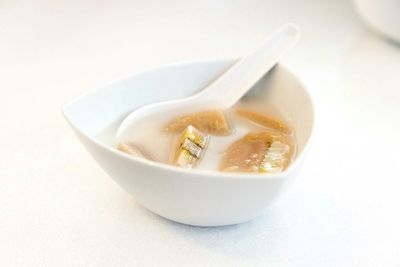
1, 0, 400, 266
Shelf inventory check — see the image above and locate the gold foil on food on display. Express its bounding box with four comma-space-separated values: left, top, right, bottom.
172, 125, 209, 168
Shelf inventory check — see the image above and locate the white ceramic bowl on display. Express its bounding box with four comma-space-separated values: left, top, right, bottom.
354, 0, 400, 43
63, 59, 314, 226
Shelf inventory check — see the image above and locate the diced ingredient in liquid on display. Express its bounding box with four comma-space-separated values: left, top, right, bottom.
165, 110, 230, 135
172, 125, 210, 168
260, 140, 292, 173
220, 131, 294, 173
236, 107, 292, 134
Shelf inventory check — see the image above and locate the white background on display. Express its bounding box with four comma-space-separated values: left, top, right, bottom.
1, 0, 400, 266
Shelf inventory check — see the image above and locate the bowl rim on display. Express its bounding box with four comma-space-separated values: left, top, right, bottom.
63, 57, 315, 180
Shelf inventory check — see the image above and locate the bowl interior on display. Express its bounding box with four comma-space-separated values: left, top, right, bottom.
63, 59, 314, 158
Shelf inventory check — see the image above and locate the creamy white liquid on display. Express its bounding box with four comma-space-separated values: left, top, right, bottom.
96, 99, 295, 171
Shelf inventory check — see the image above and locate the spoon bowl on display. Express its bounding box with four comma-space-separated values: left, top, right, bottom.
63, 59, 314, 226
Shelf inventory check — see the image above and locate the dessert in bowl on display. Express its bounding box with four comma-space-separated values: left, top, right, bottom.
63, 59, 314, 226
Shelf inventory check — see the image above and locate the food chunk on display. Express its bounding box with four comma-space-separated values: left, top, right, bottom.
260, 141, 291, 173
165, 110, 230, 135
172, 125, 210, 168
236, 108, 292, 134
174, 149, 198, 168
220, 138, 267, 172
220, 131, 294, 173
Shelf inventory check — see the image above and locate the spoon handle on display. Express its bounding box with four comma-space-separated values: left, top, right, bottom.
193, 24, 300, 108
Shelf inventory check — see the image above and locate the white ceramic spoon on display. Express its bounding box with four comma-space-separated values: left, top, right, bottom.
116, 23, 300, 140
